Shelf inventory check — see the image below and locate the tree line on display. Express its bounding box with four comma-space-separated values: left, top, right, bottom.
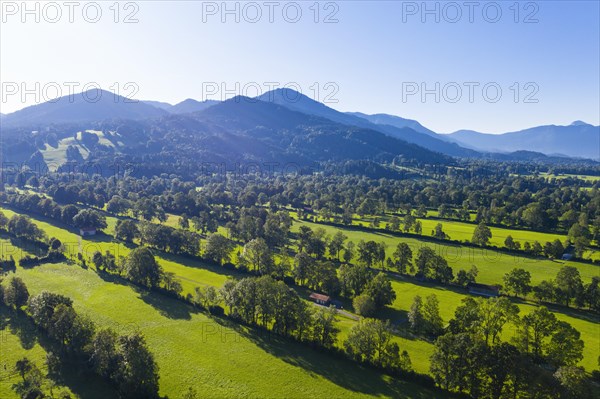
429, 296, 595, 399
0, 277, 160, 399
8, 164, 600, 240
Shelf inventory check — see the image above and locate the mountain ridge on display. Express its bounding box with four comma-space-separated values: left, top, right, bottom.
2, 89, 167, 128
449, 123, 600, 160
256, 88, 479, 158
2, 87, 597, 161
346, 112, 439, 138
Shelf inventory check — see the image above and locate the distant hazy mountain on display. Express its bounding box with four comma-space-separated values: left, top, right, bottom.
2, 90, 167, 128
449, 122, 600, 160
257, 88, 478, 158
181, 96, 453, 165
347, 112, 439, 138
2, 87, 595, 164
144, 100, 173, 111
169, 99, 219, 114
142, 99, 218, 114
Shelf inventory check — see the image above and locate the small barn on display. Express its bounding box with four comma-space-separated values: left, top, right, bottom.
309, 293, 331, 306
467, 283, 500, 298
79, 227, 97, 237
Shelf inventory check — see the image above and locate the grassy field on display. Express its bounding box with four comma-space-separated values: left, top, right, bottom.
0, 236, 44, 262
407, 218, 566, 249
382, 277, 599, 372
0, 306, 117, 399
336, 214, 599, 261
539, 172, 600, 183
40, 130, 115, 169
292, 219, 600, 286
292, 220, 600, 372
0, 309, 72, 399
1, 207, 237, 297
2, 207, 598, 375
4, 263, 440, 399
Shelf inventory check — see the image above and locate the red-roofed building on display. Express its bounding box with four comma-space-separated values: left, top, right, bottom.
309, 293, 331, 306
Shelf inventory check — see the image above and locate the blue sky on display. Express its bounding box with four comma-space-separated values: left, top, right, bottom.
1, 0, 598, 133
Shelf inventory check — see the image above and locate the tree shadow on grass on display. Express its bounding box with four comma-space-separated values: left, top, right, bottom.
1, 307, 37, 350
0, 308, 118, 399
95, 270, 196, 320
158, 251, 243, 279
81, 234, 115, 245
211, 316, 438, 399
379, 306, 409, 326
95, 270, 130, 287
137, 289, 195, 321
546, 304, 600, 324
46, 359, 117, 399
510, 297, 600, 324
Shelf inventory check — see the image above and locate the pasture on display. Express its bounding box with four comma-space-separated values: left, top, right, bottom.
1, 207, 598, 376
292, 219, 600, 286
5, 262, 439, 399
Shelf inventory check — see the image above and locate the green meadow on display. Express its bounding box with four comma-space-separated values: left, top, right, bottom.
40, 130, 115, 169
381, 277, 599, 373
292, 219, 600, 286
0, 306, 116, 399
4, 263, 440, 399
340, 214, 599, 261
539, 173, 600, 183
0, 207, 236, 297
291, 220, 600, 372
0, 309, 70, 399
1, 207, 598, 378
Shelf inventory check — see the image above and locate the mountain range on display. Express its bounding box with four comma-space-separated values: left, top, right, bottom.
143, 99, 219, 114
2, 91, 167, 128
448, 122, 599, 160
142, 95, 452, 168
256, 88, 478, 158
346, 112, 438, 138
1, 88, 598, 162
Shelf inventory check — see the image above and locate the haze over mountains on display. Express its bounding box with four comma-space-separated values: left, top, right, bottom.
170, 95, 452, 166
2, 90, 167, 127
1, 88, 598, 161
448, 122, 599, 160
346, 112, 438, 138
143, 99, 219, 114
256, 88, 478, 158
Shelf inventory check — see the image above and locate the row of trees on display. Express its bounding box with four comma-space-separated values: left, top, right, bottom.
2, 193, 108, 231
0, 278, 160, 399
216, 275, 413, 374
503, 266, 600, 311
90, 247, 183, 297
0, 212, 46, 242
430, 296, 592, 398
25, 162, 599, 240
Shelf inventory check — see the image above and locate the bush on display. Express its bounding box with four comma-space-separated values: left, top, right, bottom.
283, 276, 296, 286
0, 258, 16, 271
209, 305, 224, 316
222, 262, 236, 271
19, 252, 66, 267
353, 294, 376, 317
19, 255, 40, 267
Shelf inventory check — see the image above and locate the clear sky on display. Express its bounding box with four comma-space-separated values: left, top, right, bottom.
1, 0, 598, 133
